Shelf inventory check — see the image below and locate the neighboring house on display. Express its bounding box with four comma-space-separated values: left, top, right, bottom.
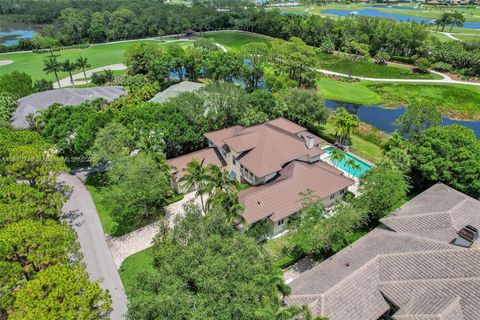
167, 148, 226, 193
13, 86, 126, 129
285, 183, 480, 320
168, 118, 355, 233
149, 81, 204, 104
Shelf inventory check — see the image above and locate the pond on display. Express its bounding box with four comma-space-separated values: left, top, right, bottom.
0, 21, 39, 46
325, 100, 480, 138
321, 8, 480, 29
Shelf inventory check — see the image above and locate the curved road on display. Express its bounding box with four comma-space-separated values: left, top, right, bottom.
60, 173, 128, 320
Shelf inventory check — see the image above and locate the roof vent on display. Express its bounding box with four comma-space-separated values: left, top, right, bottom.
454, 225, 479, 248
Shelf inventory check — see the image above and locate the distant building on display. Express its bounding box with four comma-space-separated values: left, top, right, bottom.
149, 81, 204, 104
167, 118, 355, 233
286, 183, 480, 320
13, 86, 126, 129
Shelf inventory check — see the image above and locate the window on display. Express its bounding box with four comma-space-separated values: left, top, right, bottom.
277, 219, 285, 225
340, 188, 346, 194
330, 194, 335, 200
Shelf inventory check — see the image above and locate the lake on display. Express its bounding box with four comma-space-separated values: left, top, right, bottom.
325, 100, 480, 138
321, 8, 480, 29
0, 21, 39, 46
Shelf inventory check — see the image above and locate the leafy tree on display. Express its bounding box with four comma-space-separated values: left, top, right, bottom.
206, 188, 246, 227
0, 219, 78, 311
88, 11, 108, 42
128, 205, 285, 319
415, 57, 431, 73
193, 37, 218, 57
394, 101, 441, 141
342, 40, 370, 78
0, 128, 47, 162
332, 107, 359, 147
240, 42, 269, 91
91, 69, 114, 85
62, 59, 77, 86
274, 88, 328, 133
409, 125, 480, 198
9, 264, 111, 320
43, 56, 62, 88
374, 50, 390, 65
180, 158, 210, 211
33, 79, 53, 92
0, 92, 16, 124
87, 121, 134, 165
239, 107, 269, 126
357, 163, 410, 220
183, 46, 203, 81
125, 42, 163, 75
5, 145, 66, 191
0, 177, 65, 227
76, 56, 91, 80
107, 154, 173, 234
0, 71, 33, 98
204, 50, 243, 81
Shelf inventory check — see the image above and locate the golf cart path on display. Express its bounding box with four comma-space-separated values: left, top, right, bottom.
317, 68, 480, 86
59, 173, 127, 319
53, 63, 127, 88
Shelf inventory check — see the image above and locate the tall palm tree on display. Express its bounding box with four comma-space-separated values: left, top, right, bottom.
180, 158, 209, 211
43, 56, 62, 88
330, 148, 345, 168
332, 108, 359, 148
62, 59, 77, 86
449, 12, 465, 32
76, 56, 91, 81
206, 188, 246, 227
205, 164, 239, 195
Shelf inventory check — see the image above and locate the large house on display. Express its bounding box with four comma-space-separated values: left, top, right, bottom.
285, 183, 480, 320
167, 118, 355, 233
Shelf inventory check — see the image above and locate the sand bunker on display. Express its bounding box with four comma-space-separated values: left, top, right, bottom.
0, 60, 13, 67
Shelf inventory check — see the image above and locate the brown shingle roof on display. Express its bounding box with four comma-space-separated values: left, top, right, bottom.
167, 148, 225, 179
204, 118, 326, 178
238, 161, 354, 224
286, 183, 480, 320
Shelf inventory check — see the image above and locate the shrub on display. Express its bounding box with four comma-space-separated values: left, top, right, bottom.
432, 62, 452, 72
374, 51, 390, 65
391, 55, 416, 64
415, 58, 432, 73
34, 79, 54, 92
91, 70, 114, 86
0, 92, 17, 123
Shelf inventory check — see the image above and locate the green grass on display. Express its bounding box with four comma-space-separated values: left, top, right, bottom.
263, 234, 293, 260
430, 31, 454, 42
85, 174, 117, 235
0, 40, 191, 80
119, 247, 155, 294
367, 82, 480, 120
200, 31, 272, 50
316, 77, 383, 105
455, 34, 480, 42
317, 52, 442, 80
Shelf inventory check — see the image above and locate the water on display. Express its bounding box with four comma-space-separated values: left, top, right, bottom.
368, 5, 420, 11
325, 100, 480, 138
321, 8, 480, 29
0, 21, 38, 46
324, 146, 372, 178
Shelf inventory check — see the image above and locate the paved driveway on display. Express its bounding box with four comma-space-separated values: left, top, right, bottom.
60, 173, 128, 320
108, 192, 207, 267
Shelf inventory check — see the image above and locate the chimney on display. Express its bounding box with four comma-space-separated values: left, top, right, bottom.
305, 134, 314, 149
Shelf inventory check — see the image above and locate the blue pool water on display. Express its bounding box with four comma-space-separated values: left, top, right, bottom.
321, 8, 480, 29
324, 146, 372, 178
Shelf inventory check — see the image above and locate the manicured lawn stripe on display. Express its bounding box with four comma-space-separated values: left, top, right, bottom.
316, 77, 383, 105
119, 247, 155, 295
200, 31, 273, 50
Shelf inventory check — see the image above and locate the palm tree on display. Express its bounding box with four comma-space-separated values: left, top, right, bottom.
62, 59, 77, 86
345, 158, 361, 178
179, 158, 209, 211
43, 56, 62, 88
76, 56, 91, 81
205, 164, 239, 195
449, 12, 465, 32
330, 148, 345, 168
332, 108, 359, 148
206, 188, 246, 227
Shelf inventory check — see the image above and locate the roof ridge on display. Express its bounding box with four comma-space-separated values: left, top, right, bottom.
380, 276, 480, 286
382, 210, 453, 221
381, 246, 477, 259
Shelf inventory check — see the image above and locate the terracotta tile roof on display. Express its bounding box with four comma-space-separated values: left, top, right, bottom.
286, 183, 480, 320
167, 148, 225, 179
204, 118, 326, 178
238, 161, 354, 224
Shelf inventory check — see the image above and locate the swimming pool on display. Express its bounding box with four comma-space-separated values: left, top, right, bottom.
324, 146, 372, 179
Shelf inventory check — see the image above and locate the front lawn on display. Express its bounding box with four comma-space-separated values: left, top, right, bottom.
119, 247, 155, 295
316, 77, 383, 105
317, 52, 443, 80
367, 82, 480, 120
